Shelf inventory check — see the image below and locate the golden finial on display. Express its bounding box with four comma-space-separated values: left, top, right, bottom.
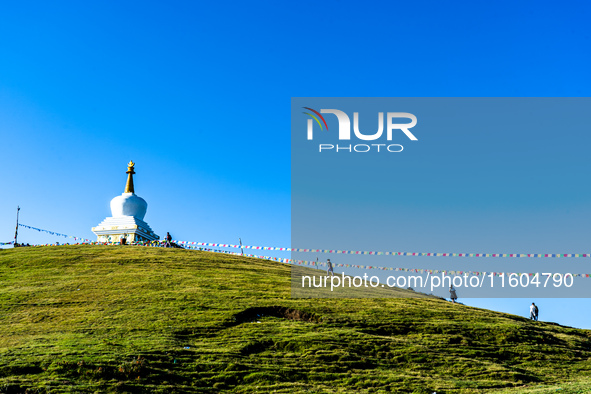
124, 160, 136, 193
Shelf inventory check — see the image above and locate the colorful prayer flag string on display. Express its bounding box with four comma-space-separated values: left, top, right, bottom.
172, 240, 591, 259
13, 224, 591, 277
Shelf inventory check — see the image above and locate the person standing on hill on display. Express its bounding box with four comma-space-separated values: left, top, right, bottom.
165, 232, 172, 247
449, 285, 458, 303
530, 302, 539, 321
327, 259, 334, 277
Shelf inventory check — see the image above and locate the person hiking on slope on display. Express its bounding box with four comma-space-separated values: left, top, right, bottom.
327, 259, 334, 277
165, 232, 172, 248
530, 302, 539, 321
449, 285, 458, 303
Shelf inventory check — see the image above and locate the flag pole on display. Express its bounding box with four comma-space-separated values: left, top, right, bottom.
239, 238, 244, 255
14, 206, 20, 247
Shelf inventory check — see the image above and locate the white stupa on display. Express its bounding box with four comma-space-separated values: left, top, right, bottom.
92, 161, 159, 243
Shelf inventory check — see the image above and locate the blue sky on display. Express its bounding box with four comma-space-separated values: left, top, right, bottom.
1, 1, 591, 327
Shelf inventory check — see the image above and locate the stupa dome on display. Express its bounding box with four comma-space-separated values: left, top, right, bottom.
109, 160, 147, 219
110, 192, 147, 219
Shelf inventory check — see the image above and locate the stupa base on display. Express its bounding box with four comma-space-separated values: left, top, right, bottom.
92, 216, 159, 243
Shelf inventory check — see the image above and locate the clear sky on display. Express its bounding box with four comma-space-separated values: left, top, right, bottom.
1, 1, 590, 327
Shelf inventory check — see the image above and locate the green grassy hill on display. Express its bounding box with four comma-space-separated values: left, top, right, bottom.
1, 246, 591, 393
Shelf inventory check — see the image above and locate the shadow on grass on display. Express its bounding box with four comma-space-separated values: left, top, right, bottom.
174, 305, 320, 341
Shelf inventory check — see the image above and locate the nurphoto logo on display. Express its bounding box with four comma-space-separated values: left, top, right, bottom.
303, 107, 418, 153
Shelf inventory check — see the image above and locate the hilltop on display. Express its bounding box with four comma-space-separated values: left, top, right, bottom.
1, 245, 591, 393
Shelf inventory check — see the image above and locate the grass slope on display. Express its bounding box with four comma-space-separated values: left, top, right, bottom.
1, 245, 591, 393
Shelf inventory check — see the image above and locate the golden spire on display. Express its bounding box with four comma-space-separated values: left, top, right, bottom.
124, 161, 135, 194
